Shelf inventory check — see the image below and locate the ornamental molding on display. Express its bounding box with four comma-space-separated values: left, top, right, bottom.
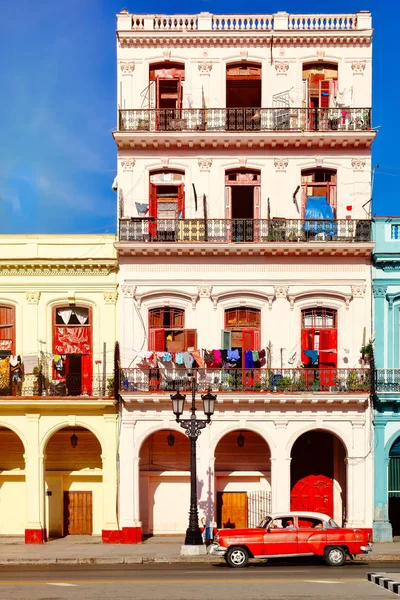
0, 262, 116, 277
274, 61, 289, 74
351, 158, 366, 171
198, 61, 213, 75
351, 60, 366, 74
372, 284, 388, 298
121, 285, 137, 299
120, 158, 136, 171
103, 291, 118, 304
119, 61, 135, 75
382, 263, 400, 272
118, 33, 372, 50
274, 158, 288, 172
197, 285, 213, 299
351, 285, 366, 298
198, 158, 212, 172
26, 291, 41, 304
274, 285, 289, 299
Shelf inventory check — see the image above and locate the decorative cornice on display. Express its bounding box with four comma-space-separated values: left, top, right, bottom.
120, 158, 136, 171
118, 32, 372, 49
0, 261, 117, 277
119, 61, 135, 75
351, 284, 366, 298
198, 61, 213, 75
274, 61, 289, 74
351, 158, 366, 171
274, 158, 288, 172
381, 263, 400, 272
274, 285, 289, 299
104, 291, 118, 304
198, 158, 212, 172
25, 291, 41, 304
197, 285, 213, 299
121, 284, 137, 299
351, 60, 366, 74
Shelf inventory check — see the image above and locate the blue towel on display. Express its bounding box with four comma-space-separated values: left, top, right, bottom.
304, 349, 319, 364
245, 351, 254, 368
227, 349, 240, 361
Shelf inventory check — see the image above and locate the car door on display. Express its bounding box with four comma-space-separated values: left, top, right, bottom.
262, 517, 297, 556
297, 517, 327, 555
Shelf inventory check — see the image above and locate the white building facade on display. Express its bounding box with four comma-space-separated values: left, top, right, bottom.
114, 10, 375, 542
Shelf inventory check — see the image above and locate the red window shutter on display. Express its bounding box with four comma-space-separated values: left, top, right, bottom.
253, 329, 260, 351
149, 182, 157, 218
81, 354, 92, 395
319, 329, 337, 367
301, 329, 313, 363
319, 80, 331, 108
242, 329, 255, 351
184, 329, 197, 351
149, 329, 165, 351
178, 184, 185, 219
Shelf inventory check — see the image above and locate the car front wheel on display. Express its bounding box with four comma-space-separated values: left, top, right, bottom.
324, 546, 346, 567
226, 546, 249, 568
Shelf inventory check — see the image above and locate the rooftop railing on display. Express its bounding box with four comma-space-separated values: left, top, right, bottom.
118, 107, 371, 134
124, 12, 366, 32
0, 374, 115, 399
119, 218, 371, 244
119, 368, 371, 394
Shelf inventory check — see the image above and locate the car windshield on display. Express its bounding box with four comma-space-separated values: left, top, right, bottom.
328, 518, 340, 528
259, 517, 271, 528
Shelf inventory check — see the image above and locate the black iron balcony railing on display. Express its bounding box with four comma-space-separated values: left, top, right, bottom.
119, 218, 371, 243
120, 368, 371, 394
0, 374, 115, 398
375, 369, 400, 393
118, 107, 372, 133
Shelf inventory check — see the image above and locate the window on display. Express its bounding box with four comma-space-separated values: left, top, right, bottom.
222, 307, 261, 350
302, 309, 336, 329
298, 517, 325, 529
301, 308, 337, 371
55, 307, 90, 325
148, 307, 197, 352
391, 225, 400, 240
0, 305, 15, 353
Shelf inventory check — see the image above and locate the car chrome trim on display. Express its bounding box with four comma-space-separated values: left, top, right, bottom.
209, 544, 227, 556
254, 552, 314, 559
360, 543, 372, 553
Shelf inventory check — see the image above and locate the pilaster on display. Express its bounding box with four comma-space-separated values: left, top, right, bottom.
101, 414, 120, 543
24, 414, 45, 543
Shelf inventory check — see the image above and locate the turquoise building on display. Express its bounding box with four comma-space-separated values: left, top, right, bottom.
373, 217, 400, 541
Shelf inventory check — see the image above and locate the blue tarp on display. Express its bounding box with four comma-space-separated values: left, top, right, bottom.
303, 196, 338, 235
303, 349, 319, 364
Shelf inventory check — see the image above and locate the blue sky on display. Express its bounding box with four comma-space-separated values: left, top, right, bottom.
0, 0, 398, 233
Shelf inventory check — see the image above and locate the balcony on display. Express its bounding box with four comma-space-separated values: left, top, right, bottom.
119, 367, 371, 395
0, 374, 115, 400
375, 370, 400, 394
118, 107, 371, 134
119, 218, 371, 244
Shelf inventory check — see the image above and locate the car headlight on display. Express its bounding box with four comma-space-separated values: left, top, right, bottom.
214, 535, 219, 543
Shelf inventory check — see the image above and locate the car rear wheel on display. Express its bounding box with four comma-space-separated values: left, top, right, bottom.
324, 546, 346, 567
226, 546, 249, 568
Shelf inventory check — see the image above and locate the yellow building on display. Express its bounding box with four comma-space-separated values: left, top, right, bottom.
0, 235, 120, 543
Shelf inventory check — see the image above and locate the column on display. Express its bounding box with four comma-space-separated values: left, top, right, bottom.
373, 422, 392, 541
345, 422, 368, 528
270, 453, 291, 512
195, 287, 213, 349
120, 285, 136, 366
101, 414, 120, 543
24, 414, 45, 543
119, 419, 142, 543
372, 285, 387, 369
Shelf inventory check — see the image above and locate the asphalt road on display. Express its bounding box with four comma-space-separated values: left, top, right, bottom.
0, 561, 397, 599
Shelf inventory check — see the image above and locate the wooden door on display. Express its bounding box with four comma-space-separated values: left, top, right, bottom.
290, 474, 333, 517
63, 491, 93, 535
217, 492, 247, 529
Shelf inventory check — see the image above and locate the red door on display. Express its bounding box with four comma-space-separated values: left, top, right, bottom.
242, 329, 260, 387
290, 474, 333, 517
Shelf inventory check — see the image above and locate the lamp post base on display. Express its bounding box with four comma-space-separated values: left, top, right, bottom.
180, 544, 207, 556
184, 526, 204, 546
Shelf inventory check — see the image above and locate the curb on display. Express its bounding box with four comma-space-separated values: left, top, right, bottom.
368, 572, 400, 595
0, 555, 399, 567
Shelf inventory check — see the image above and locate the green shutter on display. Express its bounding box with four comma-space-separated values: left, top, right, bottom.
221, 329, 232, 350
389, 457, 400, 498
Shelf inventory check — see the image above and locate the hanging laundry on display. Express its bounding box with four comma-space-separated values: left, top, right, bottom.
227, 349, 240, 362
176, 352, 184, 365
204, 350, 215, 363
245, 351, 254, 369
304, 349, 319, 364
0, 356, 10, 388
221, 349, 228, 362
183, 352, 194, 369
252, 350, 259, 361
162, 351, 172, 363
190, 351, 204, 368
213, 350, 222, 365
259, 349, 266, 359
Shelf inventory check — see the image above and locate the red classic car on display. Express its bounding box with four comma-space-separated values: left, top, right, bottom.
209, 511, 372, 568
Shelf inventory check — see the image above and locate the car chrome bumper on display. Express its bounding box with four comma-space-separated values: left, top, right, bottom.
360, 543, 373, 553
209, 543, 227, 557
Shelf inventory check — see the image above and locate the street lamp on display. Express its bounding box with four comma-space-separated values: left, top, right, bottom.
171, 378, 216, 547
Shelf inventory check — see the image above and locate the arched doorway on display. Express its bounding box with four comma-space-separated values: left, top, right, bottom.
149, 169, 185, 241
389, 436, 400, 535
53, 306, 92, 396
290, 430, 346, 525
0, 426, 25, 534
44, 426, 102, 537
149, 62, 185, 130
226, 62, 262, 130
139, 430, 190, 535
215, 430, 271, 529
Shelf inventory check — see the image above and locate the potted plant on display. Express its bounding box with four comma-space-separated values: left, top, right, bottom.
360, 341, 373, 361
107, 377, 115, 397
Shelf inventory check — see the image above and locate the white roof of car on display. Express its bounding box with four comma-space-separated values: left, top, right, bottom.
267, 511, 332, 521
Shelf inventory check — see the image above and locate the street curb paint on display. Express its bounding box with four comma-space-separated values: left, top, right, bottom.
368, 572, 400, 595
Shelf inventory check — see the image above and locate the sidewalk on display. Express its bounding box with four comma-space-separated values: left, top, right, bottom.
0, 535, 399, 565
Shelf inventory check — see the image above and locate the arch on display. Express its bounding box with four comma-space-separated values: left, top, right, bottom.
0, 421, 27, 453
286, 425, 349, 460
40, 420, 105, 456
225, 61, 262, 115
135, 423, 186, 458
141, 291, 195, 309
215, 291, 272, 310
385, 429, 400, 460
291, 291, 351, 311
211, 423, 275, 455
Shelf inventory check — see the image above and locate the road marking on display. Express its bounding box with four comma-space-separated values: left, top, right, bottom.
306, 580, 343, 584
47, 583, 78, 587
0, 577, 365, 585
